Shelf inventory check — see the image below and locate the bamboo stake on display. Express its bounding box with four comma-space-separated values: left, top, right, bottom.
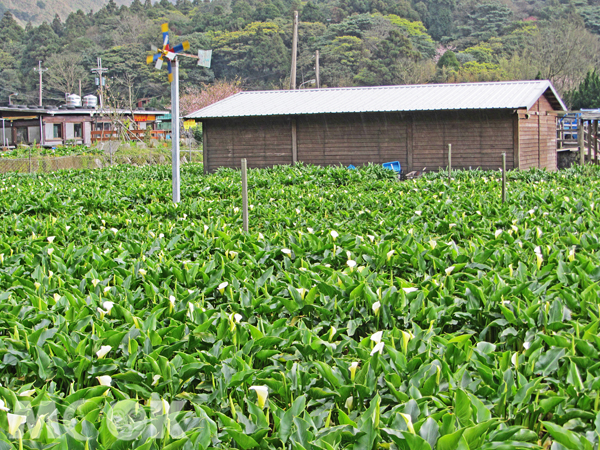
241, 158, 248, 233
448, 144, 451, 184
502, 153, 506, 203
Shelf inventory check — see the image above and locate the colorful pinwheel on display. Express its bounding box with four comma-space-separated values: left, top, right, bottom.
146, 23, 190, 83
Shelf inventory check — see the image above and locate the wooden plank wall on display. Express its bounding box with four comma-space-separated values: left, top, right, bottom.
412, 111, 514, 171
203, 105, 560, 173
204, 117, 293, 172
296, 113, 408, 168
539, 96, 558, 171
519, 96, 557, 170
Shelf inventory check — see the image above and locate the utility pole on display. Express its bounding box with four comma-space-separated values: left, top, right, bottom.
290, 11, 299, 90
315, 50, 320, 88
33, 61, 48, 107
79, 79, 82, 97
91, 57, 108, 109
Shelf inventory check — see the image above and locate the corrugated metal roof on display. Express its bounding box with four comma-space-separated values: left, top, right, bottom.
186, 80, 566, 119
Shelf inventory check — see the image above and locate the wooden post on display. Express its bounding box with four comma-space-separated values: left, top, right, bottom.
29, 146, 31, 173
578, 117, 585, 166
290, 11, 299, 90
590, 119, 598, 164
315, 50, 320, 88
513, 113, 520, 170
291, 118, 297, 164
202, 122, 208, 174
448, 144, 451, 183
241, 158, 248, 233
587, 119, 592, 166
407, 116, 414, 171
502, 152, 506, 204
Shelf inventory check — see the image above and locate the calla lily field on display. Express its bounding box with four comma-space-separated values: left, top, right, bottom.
0, 162, 599, 450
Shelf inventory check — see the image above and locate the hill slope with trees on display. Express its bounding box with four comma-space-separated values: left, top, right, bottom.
1, 0, 600, 110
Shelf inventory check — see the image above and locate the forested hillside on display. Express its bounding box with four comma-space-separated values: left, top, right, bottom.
1, 0, 600, 110
0, 0, 130, 26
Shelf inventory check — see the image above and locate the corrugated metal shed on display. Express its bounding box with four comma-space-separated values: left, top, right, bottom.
187, 80, 566, 119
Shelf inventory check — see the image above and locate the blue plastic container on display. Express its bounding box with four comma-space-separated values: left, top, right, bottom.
382, 161, 401, 173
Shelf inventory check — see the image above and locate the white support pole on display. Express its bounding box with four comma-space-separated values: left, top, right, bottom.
1, 119, 5, 148
171, 59, 181, 203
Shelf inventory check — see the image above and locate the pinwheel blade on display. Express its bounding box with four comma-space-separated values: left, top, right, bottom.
151, 44, 158, 52
162, 23, 169, 47
155, 57, 163, 70
146, 54, 154, 64
167, 59, 173, 83
166, 51, 176, 60
172, 41, 190, 54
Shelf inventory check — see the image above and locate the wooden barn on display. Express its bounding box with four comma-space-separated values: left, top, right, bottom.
186, 80, 566, 173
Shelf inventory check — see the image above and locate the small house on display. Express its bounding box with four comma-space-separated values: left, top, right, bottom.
0, 106, 169, 147
186, 80, 566, 173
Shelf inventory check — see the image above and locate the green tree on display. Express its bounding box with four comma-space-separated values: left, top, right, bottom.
437, 50, 459, 70
302, 1, 324, 22
568, 69, 600, 110
0, 12, 24, 43
355, 27, 418, 85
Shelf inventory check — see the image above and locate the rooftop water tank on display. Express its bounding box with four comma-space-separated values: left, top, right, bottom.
66, 94, 81, 108
83, 95, 98, 109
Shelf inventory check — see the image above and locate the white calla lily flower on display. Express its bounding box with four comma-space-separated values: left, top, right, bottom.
370, 342, 385, 355
372, 301, 381, 316
96, 346, 112, 359
96, 375, 112, 387
102, 301, 114, 315
218, 281, 229, 294
7, 413, 26, 436
370, 331, 383, 344
249, 385, 269, 409
349, 362, 359, 381
345, 396, 353, 411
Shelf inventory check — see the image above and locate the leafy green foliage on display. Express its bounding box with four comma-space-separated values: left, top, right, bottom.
567, 69, 600, 110
0, 163, 599, 448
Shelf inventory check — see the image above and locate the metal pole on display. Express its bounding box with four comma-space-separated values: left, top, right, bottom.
290, 11, 299, 90
33, 61, 47, 107
99, 58, 104, 110
1, 119, 5, 148
29, 146, 31, 173
171, 58, 181, 203
241, 158, 248, 233
502, 152, 506, 203
315, 50, 320, 88
579, 117, 585, 166
38, 62, 43, 107
39, 116, 44, 146
448, 144, 451, 183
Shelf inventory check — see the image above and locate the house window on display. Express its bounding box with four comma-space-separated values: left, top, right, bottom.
53, 124, 62, 138
74, 123, 82, 138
